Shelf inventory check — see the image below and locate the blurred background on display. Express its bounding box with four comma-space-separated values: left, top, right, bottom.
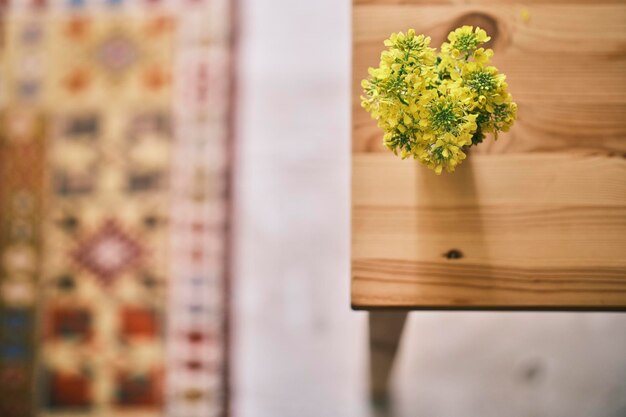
1, 1, 626, 417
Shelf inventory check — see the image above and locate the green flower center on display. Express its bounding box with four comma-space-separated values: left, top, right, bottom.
454, 34, 479, 53
493, 103, 511, 122
394, 36, 426, 53
466, 70, 496, 93
430, 101, 462, 134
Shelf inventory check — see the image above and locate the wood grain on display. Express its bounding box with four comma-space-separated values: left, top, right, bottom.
352, 154, 626, 308
351, 0, 626, 309
355, 0, 625, 5
353, 5, 626, 153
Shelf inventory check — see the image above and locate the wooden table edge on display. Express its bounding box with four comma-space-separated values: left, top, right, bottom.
351, 303, 626, 312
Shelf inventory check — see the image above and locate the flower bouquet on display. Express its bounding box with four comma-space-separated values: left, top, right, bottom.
361, 26, 517, 174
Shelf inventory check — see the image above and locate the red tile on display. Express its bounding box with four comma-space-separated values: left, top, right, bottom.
48, 371, 92, 407
120, 308, 158, 339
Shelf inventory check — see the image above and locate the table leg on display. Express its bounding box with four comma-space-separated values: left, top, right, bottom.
369, 311, 408, 401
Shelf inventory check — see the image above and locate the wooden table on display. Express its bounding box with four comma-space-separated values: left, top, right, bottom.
351, 0, 626, 399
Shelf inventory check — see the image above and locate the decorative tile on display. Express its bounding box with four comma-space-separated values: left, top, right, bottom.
115, 369, 162, 406
95, 33, 139, 73
1, 280, 36, 306
0, 107, 44, 417
46, 369, 93, 408
1, 2, 232, 416
120, 307, 158, 339
167, 1, 231, 415
46, 307, 92, 341
72, 219, 143, 286
38, 13, 174, 416
2, 244, 37, 273
62, 113, 100, 138
0, 364, 28, 387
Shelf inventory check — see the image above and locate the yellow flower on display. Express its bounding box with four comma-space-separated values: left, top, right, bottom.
361, 26, 516, 174
446, 26, 491, 57
473, 47, 493, 65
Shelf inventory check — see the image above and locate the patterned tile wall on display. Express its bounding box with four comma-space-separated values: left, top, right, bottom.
0, 1, 232, 416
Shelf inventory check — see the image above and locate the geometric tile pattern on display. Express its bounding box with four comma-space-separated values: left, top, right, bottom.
0, 108, 45, 417
38, 11, 173, 416
167, 0, 231, 416
72, 219, 143, 286
0, 12, 47, 411
0, 12, 47, 417
0, 1, 231, 416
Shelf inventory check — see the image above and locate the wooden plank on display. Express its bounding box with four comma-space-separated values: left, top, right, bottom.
352, 1, 626, 309
353, 153, 626, 208
353, 259, 626, 309
352, 5, 626, 153
351, 154, 626, 309
355, 0, 625, 4
355, 102, 626, 154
